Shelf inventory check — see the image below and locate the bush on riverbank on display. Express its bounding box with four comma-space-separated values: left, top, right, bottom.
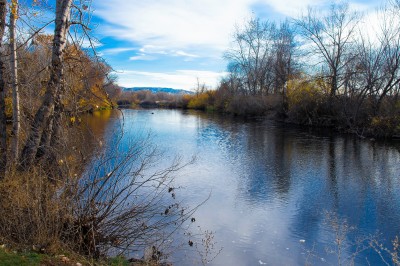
115, 90, 193, 109
0, 121, 202, 264
285, 77, 329, 124
368, 116, 400, 138
187, 91, 215, 110
178, 89, 282, 116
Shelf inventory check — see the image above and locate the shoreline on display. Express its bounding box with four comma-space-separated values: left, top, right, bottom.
116, 105, 400, 140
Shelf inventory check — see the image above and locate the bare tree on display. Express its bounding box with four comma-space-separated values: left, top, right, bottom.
272, 19, 298, 104
195, 77, 207, 96
372, 1, 400, 114
343, 1, 400, 121
225, 17, 275, 95
225, 17, 298, 98
295, 3, 361, 97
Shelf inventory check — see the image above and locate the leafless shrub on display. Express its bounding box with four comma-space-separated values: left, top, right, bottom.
194, 228, 222, 266
0, 124, 209, 264
57, 131, 203, 262
227, 95, 273, 116
176, 225, 222, 266
302, 212, 378, 266
370, 236, 400, 266
323, 212, 371, 266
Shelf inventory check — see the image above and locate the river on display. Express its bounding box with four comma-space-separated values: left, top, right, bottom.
88, 108, 400, 265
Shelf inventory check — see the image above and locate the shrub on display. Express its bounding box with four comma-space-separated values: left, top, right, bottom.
180, 94, 192, 109
187, 91, 216, 110
225, 95, 265, 116
0, 132, 201, 263
286, 77, 330, 125
369, 116, 400, 138
213, 85, 232, 112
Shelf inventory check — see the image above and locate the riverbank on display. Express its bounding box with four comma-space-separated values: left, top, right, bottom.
117, 94, 400, 140
0, 245, 157, 266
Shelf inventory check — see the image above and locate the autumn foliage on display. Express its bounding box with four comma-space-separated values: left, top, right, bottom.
16, 34, 113, 118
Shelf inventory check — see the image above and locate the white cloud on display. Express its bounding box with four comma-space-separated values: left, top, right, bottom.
116, 69, 229, 90
79, 38, 103, 49
134, 46, 199, 59
174, 50, 199, 58
100, 44, 199, 60
100, 47, 137, 55
139, 45, 168, 55
261, 0, 324, 17
95, 1, 382, 54
129, 54, 157, 61
95, 0, 255, 55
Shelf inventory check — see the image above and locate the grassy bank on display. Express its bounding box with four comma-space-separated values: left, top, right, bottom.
0, 247, 148, 266
0, 248, 47, 266
0, 247, 89, 266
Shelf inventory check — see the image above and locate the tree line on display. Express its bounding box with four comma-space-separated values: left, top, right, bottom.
184, 0, 400, 138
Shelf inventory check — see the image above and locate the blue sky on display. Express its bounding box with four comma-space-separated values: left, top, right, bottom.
85, 0, 384, 90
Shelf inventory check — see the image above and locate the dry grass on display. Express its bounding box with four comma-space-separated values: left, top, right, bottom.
0, 168, 71, 254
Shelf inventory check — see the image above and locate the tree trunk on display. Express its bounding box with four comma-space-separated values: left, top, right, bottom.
19, 0, 73, 168
10, 0, 20, 164
331, 69, 337, 97
35, 113, 54, 159
36, 93, 63, 161
0, 0, 7, 177
50, 92, 63, 148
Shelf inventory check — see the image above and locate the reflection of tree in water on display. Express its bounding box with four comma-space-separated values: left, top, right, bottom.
190, 110, 248, 162
190, 112, 298, 202
86, 109, 400, 264
241, 122, 294, 198
289, 133, 400, 264
188, 111, 400, 238
328, 136, 339, 210
66, 109, 122, 175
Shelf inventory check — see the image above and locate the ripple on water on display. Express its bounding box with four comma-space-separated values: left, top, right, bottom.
95, 109, 400, 266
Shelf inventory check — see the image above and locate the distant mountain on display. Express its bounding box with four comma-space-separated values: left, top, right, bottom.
123, 87, 194, 95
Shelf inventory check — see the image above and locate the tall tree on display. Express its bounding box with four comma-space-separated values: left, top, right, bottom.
344, 0, 400, 118
20, 0, 73, 168
0, 0, 7, 176
295, 3, 360, 97
372, 0, 400, 114
272, 20, 297, 94
225, 17, 275, 95
10, 0, 20, 163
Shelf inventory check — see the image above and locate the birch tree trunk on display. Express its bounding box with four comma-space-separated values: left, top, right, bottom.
20, 0, 73, 168
10, 0, 20, 163
0, 0, 7, 176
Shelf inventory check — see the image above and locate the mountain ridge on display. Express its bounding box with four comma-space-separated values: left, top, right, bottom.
122, 87, 194, 95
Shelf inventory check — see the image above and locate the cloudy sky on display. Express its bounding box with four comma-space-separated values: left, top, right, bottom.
90, 0, 385, 90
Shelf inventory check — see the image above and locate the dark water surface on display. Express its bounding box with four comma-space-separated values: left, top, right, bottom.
91, 109, 400, 265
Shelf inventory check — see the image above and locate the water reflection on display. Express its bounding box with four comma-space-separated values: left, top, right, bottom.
90, 109, 400, 265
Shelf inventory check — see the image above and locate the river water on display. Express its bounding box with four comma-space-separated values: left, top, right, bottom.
89, 108, 400, 265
